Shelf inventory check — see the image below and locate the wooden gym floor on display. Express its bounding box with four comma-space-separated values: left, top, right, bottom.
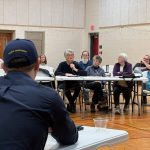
70, 103, 150, 150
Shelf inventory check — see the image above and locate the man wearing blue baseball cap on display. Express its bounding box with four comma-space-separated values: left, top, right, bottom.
0, 39, 78, 150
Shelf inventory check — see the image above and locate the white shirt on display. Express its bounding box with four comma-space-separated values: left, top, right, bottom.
38, 64, 54, 77
120, 65, 124, 72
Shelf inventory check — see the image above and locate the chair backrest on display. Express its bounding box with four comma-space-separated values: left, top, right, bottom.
38, 65, 55, 77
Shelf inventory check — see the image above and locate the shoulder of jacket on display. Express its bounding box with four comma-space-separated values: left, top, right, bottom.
125, 62, 132, 66
59, 61, 66, 65
114, 63, 119, 66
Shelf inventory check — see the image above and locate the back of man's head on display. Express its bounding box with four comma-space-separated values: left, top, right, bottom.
3, 39, 38, 71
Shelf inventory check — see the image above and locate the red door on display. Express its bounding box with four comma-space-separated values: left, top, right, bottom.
90, 33, 99, 59
93, 35, 99, 55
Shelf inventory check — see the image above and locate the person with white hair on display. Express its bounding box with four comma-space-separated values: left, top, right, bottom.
55, 49, 87, 113
113, 52, 133, 114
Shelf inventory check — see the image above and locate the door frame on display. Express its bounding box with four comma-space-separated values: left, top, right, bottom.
0, 30, 14, 58
89, 32, 99, 59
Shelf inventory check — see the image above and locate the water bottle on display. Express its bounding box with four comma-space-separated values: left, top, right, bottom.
146, 71, 150, 90
106, 65, 109, 73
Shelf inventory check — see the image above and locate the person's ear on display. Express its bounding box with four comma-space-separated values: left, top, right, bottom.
2, 64, 8, 73
34, 58, 40, 71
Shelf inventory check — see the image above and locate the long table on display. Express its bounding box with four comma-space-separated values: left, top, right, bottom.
55, 76, 148, 115
55, 75, 147, 82
35, 76, 54, 82
44, 126, 128, 150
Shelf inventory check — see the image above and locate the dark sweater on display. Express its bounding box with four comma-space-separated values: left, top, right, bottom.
55, 61, 87, 76
133, 63, 146, 70
113, 62, 132, 76
113, 62, 133, 89
133, 62, 150, 71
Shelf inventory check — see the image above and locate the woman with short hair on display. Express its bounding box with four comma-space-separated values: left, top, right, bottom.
85, 55, 107, 112
113, 53, 133, 114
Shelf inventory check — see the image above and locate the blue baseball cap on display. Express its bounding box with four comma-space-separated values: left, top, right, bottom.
3, 39, 38, 68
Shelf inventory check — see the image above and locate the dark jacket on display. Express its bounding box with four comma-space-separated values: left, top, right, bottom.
133, 63, 146, 70
133, 62, 149, 71
113, 62, 132, 76
113, 62, 133, 89
55, 61, 87, 76
0, 71, 78, 150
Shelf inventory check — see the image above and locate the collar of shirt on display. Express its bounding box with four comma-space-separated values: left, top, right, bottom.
5, 71, 36, 85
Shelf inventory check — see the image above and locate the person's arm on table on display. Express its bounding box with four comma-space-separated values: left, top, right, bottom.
113, 63, 121, 76
49, 92, 78, 145
71, 62, 87, 76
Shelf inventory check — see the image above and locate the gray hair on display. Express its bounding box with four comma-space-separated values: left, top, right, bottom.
93, 55, 102, 63
64, 49, 74, 57
119, 53, 128, 62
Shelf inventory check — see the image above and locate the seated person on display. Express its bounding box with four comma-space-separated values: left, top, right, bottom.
40, 54, 47, 64
133, 55, 150, 104
78, 51, 92, 70
140, 55, 150, 94
85, 55, 107, 112
133, 55, 150, 72
55, 49, 86, 113
39, 54, 54, 76
113, 53, 132, 114
0, 39, 78, 149
78, 51, 92, 104
37, 54, 55, 88
140, 55, 150, 70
